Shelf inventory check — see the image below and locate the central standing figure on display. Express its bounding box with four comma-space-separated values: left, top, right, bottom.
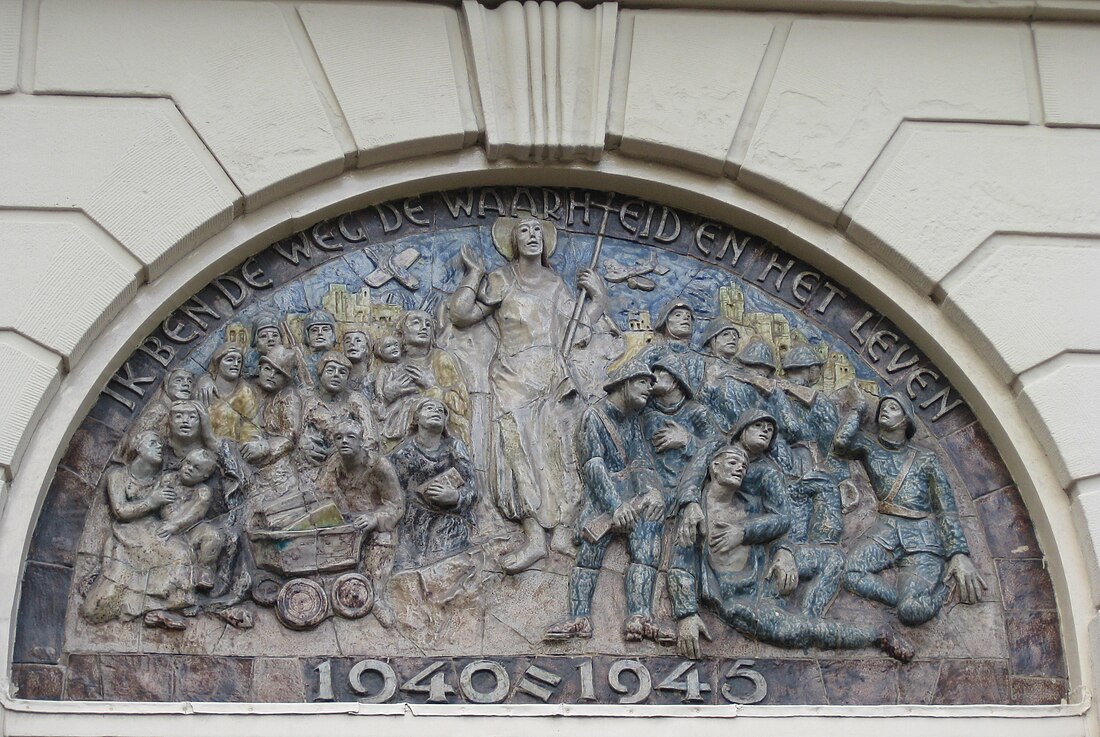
449, 217, 608, 573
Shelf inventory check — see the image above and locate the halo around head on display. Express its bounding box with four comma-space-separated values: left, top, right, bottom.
491, 216, 558, 261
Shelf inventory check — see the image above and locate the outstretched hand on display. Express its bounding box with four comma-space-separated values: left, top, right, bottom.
675, 503, 705, 547
676, 614, 711, 660
766, 548, 799, 595
946, 553, 988, 604
459, 245, 485, 276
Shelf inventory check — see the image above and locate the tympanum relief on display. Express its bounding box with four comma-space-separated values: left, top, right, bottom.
14, 188, 1065, 706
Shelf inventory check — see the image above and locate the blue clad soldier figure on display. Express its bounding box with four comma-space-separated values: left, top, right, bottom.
698, 318, 759, 434
641, 354, 721, 511
669, 421, 915, 663
638, 299, 704, 394
834, 392, 987, 625
544, 360, 673, 645
767, 343, 848, 617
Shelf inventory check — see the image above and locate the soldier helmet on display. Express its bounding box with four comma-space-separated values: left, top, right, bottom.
654, 299, 695, 333
252, 312, 280, 337
259, 345, 298, 379
650, 354, 697, 399
603, 358, 656, 393
318, 350, 352, 373
700, 317, 740, 348
729, 407, 778, 451
737, 336, 776, 371
782, 342, 825, 371
209, 342, 244, 372
877, 391, 918, 439
304, 310, 336, 330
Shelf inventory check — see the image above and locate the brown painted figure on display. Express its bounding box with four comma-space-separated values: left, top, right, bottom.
240, 345, 306, 530
154, 447, 226, 593
449, 217, 608, 574
834, 392, 987, 625
82, 432, 197, 630
341, 326, 373, 394
377, 310, 469, 451
390, 398, 479, 570
316, 419, 404, 626
298, 351, 376, 486
198, 343, 260, 443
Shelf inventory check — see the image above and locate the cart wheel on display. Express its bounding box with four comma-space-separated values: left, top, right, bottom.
275, 578, 328, 630
331, 573, 374, 619
251, 574, 281, 607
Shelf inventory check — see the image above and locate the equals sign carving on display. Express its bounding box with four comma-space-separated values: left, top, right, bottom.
516, 664, 563, 702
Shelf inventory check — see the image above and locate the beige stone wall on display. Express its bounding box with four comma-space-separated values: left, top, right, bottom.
1, 0, 1099, 734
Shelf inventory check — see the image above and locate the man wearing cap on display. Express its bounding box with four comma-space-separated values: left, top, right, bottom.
767, 342, 848, 617
240, 346, 308, 530
545, 360, 671, 644
296, 309, 338, 387
698, 318, 759, 435
668, 441, 915, 662
298, 351, 377, 486
834, 392, 986, 626
247, 312, 283, 378
639, 299, 704, 393
641, 354, 720, 512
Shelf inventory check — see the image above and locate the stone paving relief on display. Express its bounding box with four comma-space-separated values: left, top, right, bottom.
12, 188, 1066, 705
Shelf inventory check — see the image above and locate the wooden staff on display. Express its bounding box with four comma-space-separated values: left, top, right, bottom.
562, 205, 612, 356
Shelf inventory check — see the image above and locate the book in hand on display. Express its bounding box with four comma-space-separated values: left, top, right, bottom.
416, 467, 464, 498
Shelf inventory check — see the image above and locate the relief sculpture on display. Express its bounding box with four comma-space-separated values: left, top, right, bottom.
17, 188, 1065, 706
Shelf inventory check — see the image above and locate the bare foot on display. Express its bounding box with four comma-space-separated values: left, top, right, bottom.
143, 609, 187, 631
502, 536, 548, 574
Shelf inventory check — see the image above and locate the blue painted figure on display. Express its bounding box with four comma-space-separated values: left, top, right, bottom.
638, 299, 704, 395
768, 344, 848, 617
698, 318, 761, 434
834, 392, 987, 626
668, 426, 915, 663
544, 360, 673, 644
641, 354, 721, 513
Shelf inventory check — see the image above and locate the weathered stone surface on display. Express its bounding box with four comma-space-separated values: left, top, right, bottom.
1034, 24, 1100, 127
0, 332, 62, 479
465, 0, 615, 162
12, 664, 64, 700
942, 234, 1100, 381
846, 123, 1100, 296
0, 212, 140, 365
300, 3, 477, 167
0, 95, 238, 278
997, 559, 1058, 612
741, 18, 1029, 221
35, 0, 343, 207
1019, 353, 1100, 487
618, 11, 773, 173
13, 561, 72, 664
27, 467, 93, 567
934, 659, 1010, 704
1005, 610, 1066, 678
0, 0, 20, 93
176, 656, 253, 702
976, 487, 1042, 559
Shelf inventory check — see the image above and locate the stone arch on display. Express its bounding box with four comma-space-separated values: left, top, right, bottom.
0, 152, 1091, 731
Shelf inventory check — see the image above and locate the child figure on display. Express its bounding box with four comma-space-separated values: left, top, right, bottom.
155, 448, 227, 591
372, 335, 404, 423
